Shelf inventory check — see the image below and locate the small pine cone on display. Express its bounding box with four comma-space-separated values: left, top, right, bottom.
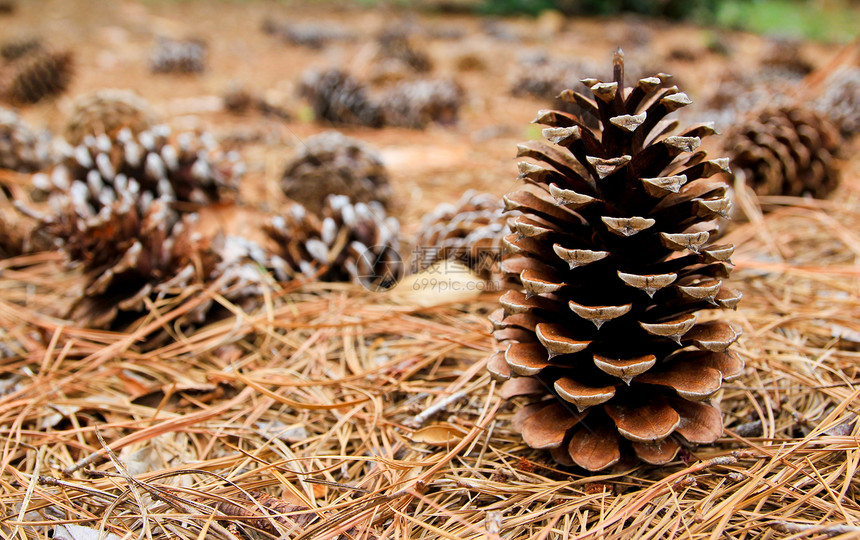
492, 51, 743, 471
2, 50, 73, 105
64, 89, 158, 146
813, 67, 859, 140
280, 131, 391, 215
0, 106, 51, 172
222, 83, 254, 114
33, 125, 243, 213
725, 105, 843, 198
261, 18, 354, 49
298, 69, 383, 127
761, 37, 814, 76
1, 37, 43, 62
380, 78, 464, 129
414, 191, 509, 278
149, 37, 207, 74
266, 195, 402, 289
376, 28, 433, 74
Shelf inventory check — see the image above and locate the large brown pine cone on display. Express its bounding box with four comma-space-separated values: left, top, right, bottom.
725, 105, 843, 198
491, 51, 743, 471
2, 49, 73, 105
413, 190, 509, 278
280, 131, 391, 215
64, 89, 158, 146
265, 195, 402, 289
298, 69, 383, 127
33, 125, 243, 213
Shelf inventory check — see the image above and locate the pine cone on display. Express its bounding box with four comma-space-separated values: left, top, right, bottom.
149, 37, 207, 74
813, 67, 859, 140
260, 17, 354, 49
2, 50, 73, 105
265, 195, 402, 289
280, 131, 391, 215
375, 27, 433, 74
0, 106, 51, 172
491, 51, 743, 471
35, 190, 213, 328
414, 191, 509, 279
298, 69, 383, 127
725, 105, 842, 198
64, 89, 158, 146
380, 78, 464, 129
1, 37, 43, 62
33, 125, 243, 213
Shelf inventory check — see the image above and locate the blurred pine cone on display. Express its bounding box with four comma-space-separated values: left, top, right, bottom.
265, 195, 402, 289
64, 89, 158, 146
298, 69, 383, 127
375, 27, 433, 74
1, 37, 43, 62
813, 67, 859, 140
33, 125, 243, 213
725, 105, 843, 198
280, 131, 391, 215
380, 78, 464, 129
2, 49, 73, 105
38, 191, 212, 328
149, 37, 207, 74
0, 106, 51, 172
492, 51, 743, 471
414, 191, 509, 279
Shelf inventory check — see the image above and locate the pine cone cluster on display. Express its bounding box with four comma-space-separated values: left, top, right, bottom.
2, 49, 73, 105
298, 69, 383, 127
265, 195, 402, 289
725, 105, 843, 198
0, 106, 51, 172
33, 125, 244, 213
380, 78, 464, 128
814, 67, 859, 140
492, 52, 743, 471
280, 131, 391, 215
414, 191, 509, 278
64, 89, 158, 146
149, 37, 207, 74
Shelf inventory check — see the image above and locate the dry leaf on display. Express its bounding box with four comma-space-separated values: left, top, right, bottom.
388, 261, 485, 307
410, 422, 469, 446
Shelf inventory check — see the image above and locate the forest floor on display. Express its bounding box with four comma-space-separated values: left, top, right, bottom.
0, 1, 858, 538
